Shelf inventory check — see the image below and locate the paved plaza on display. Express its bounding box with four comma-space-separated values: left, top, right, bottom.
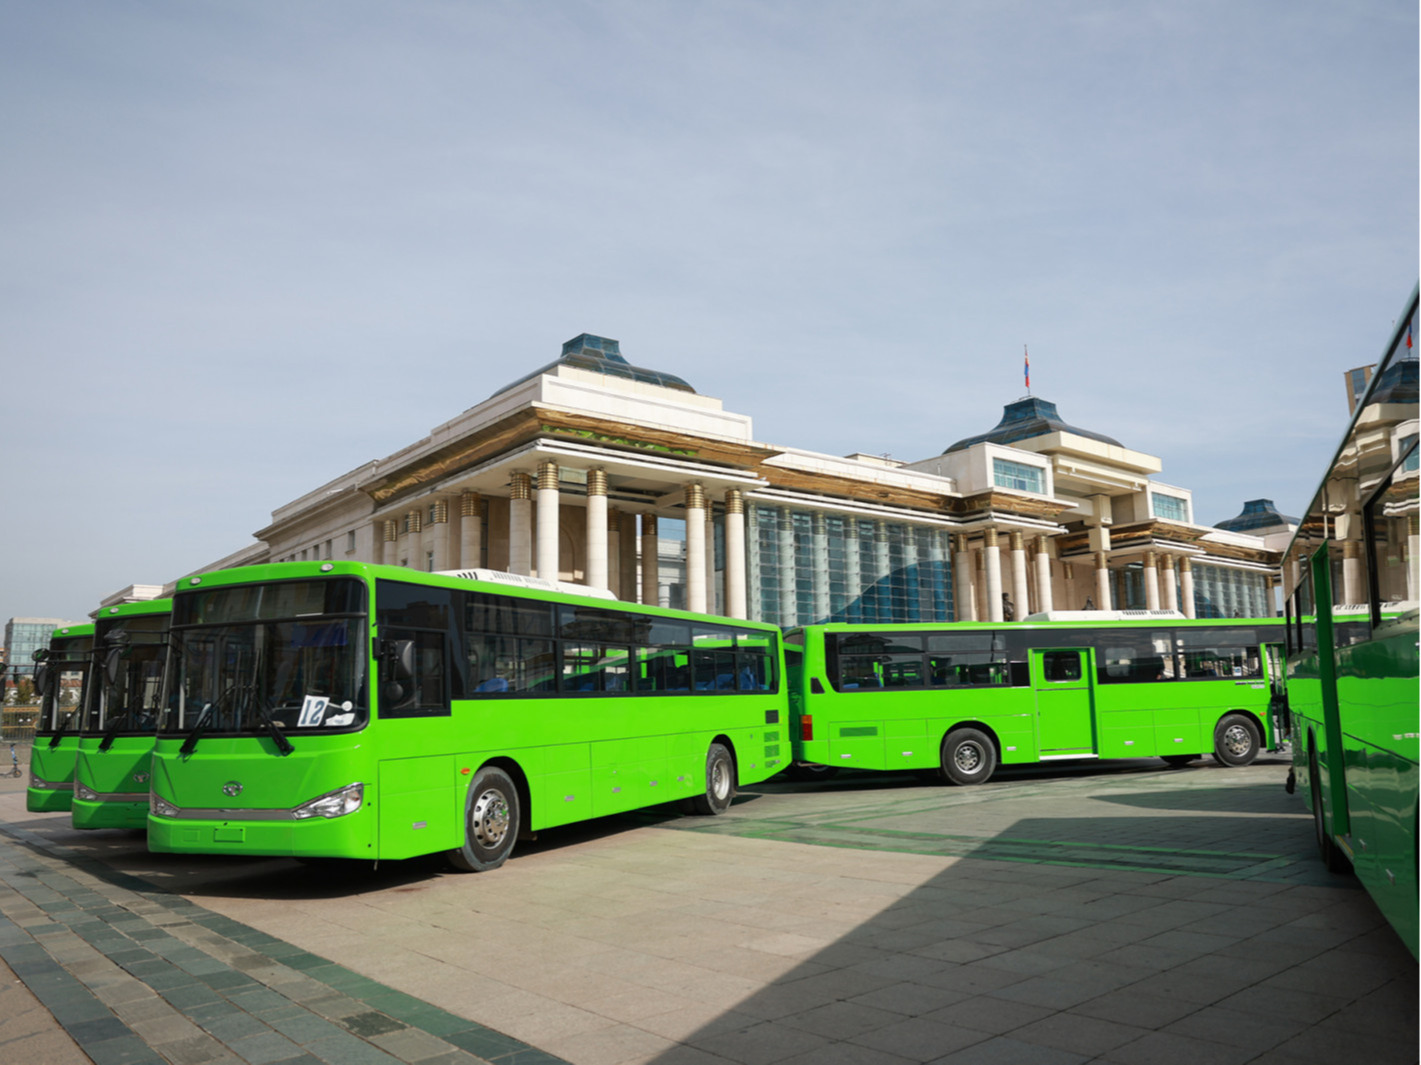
0, 752, 1415, 1065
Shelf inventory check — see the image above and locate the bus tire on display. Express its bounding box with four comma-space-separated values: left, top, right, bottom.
690, 742, 735, 815
1309, 749, 1350, 874
448, 766, 519, 872
1212, 714, 1261, 767
1161, 754, 1198, 768
941, 728, 996, 786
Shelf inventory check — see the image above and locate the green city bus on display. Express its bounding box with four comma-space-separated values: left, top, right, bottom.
28, 623, 96, 812
785, 612, 1283, 785
72, 597, 171, 830
1282, 283, 1417, 958
148, 561, 786, 870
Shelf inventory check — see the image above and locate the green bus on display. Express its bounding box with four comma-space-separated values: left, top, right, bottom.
72, 597, 172, 830
27, 623, 96, 812
148, 561, 786, 870
785, 612, 1284, 785
1282, 283, 1417, 958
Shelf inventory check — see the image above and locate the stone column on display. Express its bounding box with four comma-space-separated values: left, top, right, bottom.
405, 509, 423, 569
585, 469, 609, 591
1180, 557, 1196, 618
1409, 515, 1420, 602
704, 506, 717, 614
685, 484, 708, 613
607, 509, 622, 596
1161, 554, 1178, 612
724, 489, 747, 619
429, 499, 451, 572
1341, 539, 1363, 607
812, 512, 831, 623
1094, 551, 1112, 611
619, 512, 638, 601
459, 492, 483, 571
1034, 535, 1054, 614
984, 529, 1004, 622
1144, 550, 1161, 610
953, 534, 977, 621
508, 472, 532, 576
778, 509, 799, 626
379, 519, 398, 567
535, 461, 560, 581
640, 514, 659, 605
1009, 531, 1029, 620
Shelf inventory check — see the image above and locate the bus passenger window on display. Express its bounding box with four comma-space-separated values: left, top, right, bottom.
1041, 652, 1081, 683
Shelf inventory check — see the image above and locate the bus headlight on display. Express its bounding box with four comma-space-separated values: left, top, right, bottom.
292, 783, 364, 820
150, 793, 180, 818
76, 783, 99, 802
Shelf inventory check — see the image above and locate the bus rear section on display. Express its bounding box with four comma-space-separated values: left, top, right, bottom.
787, 618, 1278, 784
28, 624, 94, 813
149, 561, 787, 871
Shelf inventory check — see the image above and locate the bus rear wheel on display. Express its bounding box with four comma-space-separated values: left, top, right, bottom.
1212, 714, 1261, 767
941, 728, 996, 786
448, 766, 520, 872
690, 742, 735, 815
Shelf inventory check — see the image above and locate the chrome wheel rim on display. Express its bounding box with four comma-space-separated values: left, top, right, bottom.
1221, 724, 1252, 758
710, 757, 731, 801
953, 743, 982, 773
471, 788, 510, 848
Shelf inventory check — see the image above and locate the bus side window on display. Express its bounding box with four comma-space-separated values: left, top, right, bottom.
379, 629, 448, 715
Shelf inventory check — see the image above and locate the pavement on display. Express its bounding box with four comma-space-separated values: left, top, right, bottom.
0, 748, 1415, 1065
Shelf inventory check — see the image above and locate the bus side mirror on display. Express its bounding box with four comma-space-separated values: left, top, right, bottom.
378, 638, 415, 706
32, 663, 50, 697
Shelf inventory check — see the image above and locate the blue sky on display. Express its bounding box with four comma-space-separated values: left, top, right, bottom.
2, 0, 1416, 623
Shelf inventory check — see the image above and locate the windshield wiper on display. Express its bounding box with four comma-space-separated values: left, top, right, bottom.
178, 703, 212, 757
252, 703, 294, 757
48, 709, 78, 750
98, 708, 132, 752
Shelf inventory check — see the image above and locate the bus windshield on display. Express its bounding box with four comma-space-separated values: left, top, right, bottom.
37, 637, 92, 735
84, 615, 168, 735
160, 579, 369, 736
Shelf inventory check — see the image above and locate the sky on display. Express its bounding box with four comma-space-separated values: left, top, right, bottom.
2, 0, 1416, 625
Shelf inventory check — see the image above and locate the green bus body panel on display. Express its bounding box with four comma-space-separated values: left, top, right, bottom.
28, 735, 79, 812
790, 620, 1276, 773
148, 560, 786, 862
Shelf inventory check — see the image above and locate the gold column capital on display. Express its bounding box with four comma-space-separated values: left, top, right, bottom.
460, 491, 483, 517
510, 472, 532, 500
587, 468, 608, 496
685, 483, 706, 511
642, 514, 658, 537
724, 488, 744, 514
537, 460, 559, 491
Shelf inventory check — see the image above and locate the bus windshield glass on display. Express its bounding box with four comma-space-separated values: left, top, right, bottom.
84, 615, 168, 734
161, 579, 369, 735
38, 637, 93, 734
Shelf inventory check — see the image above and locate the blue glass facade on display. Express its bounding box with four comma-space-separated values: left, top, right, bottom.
745, 505, 953, 627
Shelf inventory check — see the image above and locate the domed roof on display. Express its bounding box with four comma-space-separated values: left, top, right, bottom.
489, 334, 695, 400
1214, 499, 1298, 533
944, 397, 1122, 454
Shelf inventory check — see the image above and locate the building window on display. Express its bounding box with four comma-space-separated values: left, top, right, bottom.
992, 459, 1043, 494
1152, 493, 1188, 522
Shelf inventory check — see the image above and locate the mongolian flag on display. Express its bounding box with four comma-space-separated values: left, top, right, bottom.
1024, 345, 1030, 390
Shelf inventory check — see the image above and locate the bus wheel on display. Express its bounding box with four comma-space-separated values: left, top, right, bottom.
1309, 749, 1350, 874
941, 729, 996, 786
1161, 755, 1197, 768
1212, 714, 1260, 767
690, 742, 735, 815
448, 766, 520, 872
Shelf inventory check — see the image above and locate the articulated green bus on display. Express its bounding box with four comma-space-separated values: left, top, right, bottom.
72, 597, 171, 830
785, 613, 1283, 785
1282, 283, 1417, 958
28, 623, 95, 812
148, 561, 786, 870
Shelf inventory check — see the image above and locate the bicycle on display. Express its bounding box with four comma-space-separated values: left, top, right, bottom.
3, 743, 22, 779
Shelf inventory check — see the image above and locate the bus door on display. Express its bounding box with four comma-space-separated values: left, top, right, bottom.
1031, 648, 1097, 756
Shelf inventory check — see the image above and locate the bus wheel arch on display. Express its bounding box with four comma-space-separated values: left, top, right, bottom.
689, 737, 736, 815
448, 760, 525, 873
939, 724, 999, 786
1212, 712, 1262, 767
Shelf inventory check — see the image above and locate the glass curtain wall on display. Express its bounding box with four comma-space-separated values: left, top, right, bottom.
1192, 563, 1271, 618
746, 505, 953, 627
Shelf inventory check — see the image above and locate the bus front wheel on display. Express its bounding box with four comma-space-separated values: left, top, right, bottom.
941, 728, 996, 786
690, 742, 735, 815
1212, 714, 1261, 767
448, 766, 520, 872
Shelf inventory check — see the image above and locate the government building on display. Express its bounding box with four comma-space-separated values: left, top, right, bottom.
207, 335, 1284, 622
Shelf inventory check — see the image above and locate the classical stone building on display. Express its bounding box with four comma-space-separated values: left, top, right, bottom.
209, 334, 1282, 622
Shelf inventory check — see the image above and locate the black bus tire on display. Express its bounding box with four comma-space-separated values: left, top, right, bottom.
1212, 714, 1261, 767
941, 728, 996, 786
448, 766, 520, 872
690, 742, 736, 815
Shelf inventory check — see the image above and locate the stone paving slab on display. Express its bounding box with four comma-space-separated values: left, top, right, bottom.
0, 754, 1415, 1065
